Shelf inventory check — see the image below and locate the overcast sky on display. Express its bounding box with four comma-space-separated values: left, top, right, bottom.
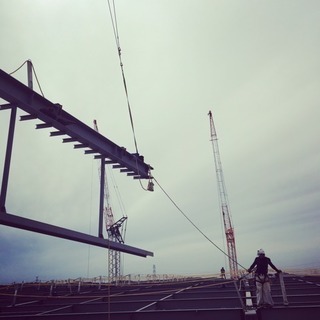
0, 0, 319, 284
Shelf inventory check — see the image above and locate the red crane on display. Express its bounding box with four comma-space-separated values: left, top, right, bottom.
208, 111, 238, 279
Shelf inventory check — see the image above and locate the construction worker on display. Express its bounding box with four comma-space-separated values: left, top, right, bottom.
220, 267, 226, 279
247, 249, 282, 308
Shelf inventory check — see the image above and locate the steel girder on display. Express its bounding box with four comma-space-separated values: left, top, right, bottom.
0, 212, 153, 257
0, 69, 153, 179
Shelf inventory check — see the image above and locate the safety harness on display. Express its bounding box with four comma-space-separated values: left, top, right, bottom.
255, 274, 269, 284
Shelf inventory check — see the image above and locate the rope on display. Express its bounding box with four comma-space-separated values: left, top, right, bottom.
106, 0, 139, 155
9, 60, 28, 75
106, 1, 152, 192
153, 177, 247, 271
31, 62, 45, 97
9, 60, 45, 97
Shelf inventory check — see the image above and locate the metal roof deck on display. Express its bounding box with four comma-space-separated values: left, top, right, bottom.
0, 275, 319, 320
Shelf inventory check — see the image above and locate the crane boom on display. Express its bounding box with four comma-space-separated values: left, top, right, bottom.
208, 111, 238, 279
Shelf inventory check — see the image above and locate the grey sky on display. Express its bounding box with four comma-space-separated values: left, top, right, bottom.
1, 0, 320, 283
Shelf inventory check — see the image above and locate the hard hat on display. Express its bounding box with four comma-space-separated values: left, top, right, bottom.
257, 249, 265, 255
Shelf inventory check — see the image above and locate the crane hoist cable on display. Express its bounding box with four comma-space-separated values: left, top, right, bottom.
107, 0, 138, 158
106, 1, 153, 191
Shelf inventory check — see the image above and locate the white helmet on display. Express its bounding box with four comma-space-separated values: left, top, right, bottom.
257, 249, 265, 255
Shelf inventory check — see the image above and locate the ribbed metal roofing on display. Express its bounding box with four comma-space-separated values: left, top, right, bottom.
0, 275, 319, 319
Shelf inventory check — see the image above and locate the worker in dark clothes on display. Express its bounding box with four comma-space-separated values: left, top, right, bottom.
220, 267, 226, 279
247, 249, 282, 308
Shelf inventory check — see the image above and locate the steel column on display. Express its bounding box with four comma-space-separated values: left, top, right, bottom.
99, 158, 105, 238
0, 106, 17, 212
27, 60, 33, 90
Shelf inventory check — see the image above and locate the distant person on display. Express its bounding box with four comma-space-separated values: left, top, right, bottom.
220, 267, 226, 279
247, 249, 281, 308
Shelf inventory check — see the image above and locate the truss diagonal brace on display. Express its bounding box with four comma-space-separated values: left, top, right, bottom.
0, 69, 153, 179
0, 212, 153, 258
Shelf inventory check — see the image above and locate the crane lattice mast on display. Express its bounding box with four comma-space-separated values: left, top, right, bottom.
93, 120, 127, 284
208, 111, 238, 279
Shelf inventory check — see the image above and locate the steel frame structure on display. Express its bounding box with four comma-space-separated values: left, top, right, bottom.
0, 68, 153, 258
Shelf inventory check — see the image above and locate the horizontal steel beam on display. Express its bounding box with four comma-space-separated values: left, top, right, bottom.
0, 69, 153, 179
0, 212, 153, 258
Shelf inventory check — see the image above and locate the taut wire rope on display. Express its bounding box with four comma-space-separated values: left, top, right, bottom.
153, 176, 247, 271
105, 2, 245, 270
